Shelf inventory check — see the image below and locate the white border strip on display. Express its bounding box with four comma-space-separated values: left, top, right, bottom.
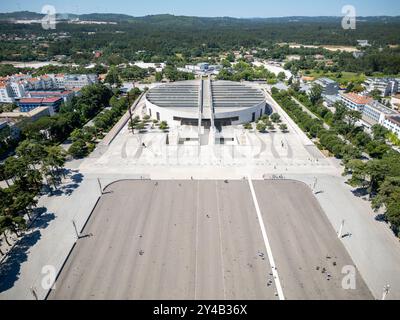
248, 176, 285, 300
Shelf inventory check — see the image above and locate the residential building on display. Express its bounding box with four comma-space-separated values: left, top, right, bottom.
0, 120, 20, 140
365, 78, 399, 97
383, 116, 400, 138
391, 94, 400, 110
63, 74, 98, 89
0, 81, 14, 103
362, 100, 398, 126
17, 97, 63, 114
340, 92, 400, 137
357, 40, 371, 47
27, 90, 74, 103
314, 78, 340, 95
340, 92, 372, 111
353, 51, 365, 59
132, 62, 166, 73
0, 106, 51, 123
51, 74, 66, 88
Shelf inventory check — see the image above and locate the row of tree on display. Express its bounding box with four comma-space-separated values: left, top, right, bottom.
0, 142, 66, 254
291, 85, 391, 159
272, 87, 400, 236
0, 84, 116, 252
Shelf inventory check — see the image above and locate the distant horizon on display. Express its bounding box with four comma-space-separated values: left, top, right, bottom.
0, 0, 399, 19
1, 10, 400, 19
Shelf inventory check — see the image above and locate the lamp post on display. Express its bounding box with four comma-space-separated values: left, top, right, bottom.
97, 178, 103, 195
72, 219, 79, 240
30, 286, 38, 300
127, 91, 134, 134
382, 285, 390, 300
338, 220, 345, 239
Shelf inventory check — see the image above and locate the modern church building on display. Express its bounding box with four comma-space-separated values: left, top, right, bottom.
145, 79, 268, 128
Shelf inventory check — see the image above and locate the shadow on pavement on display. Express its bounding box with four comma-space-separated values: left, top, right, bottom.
0, 230, 41, 293
0, 173, 72, 293
351, 187, 369, 198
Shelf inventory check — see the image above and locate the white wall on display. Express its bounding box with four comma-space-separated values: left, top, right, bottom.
145, 98, 267, 126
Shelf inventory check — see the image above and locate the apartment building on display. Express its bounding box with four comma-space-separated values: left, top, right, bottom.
314, 77, 340, 96
17, 97, 63, 114
383, 116, 400, 138
340, 92, 400, 138
362, 100, 398, 126
63, 74, 98, 89
365, 78, 399, 97
0, 81, 14, 103
340, 92, 373, 111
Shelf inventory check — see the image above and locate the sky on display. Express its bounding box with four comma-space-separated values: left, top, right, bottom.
1, 0, 400, 18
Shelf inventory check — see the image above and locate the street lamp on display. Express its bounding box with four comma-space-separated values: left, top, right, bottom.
338, 220, 345, 239
30, 286, 38, 300
72, 219, 79, 240
382, 285, 391, 300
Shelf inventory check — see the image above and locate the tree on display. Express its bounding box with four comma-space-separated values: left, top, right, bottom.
159, 121, 169, 132
369, 89, 382, 101
69, 139, 88, 159
11, 191, 38, 222
155, 72, 163, 82
270, 113, 281, 123
279, 123, 288, 132
0, 214, 26, 242
344, 159, 368, 188
371, 124, 389, 142
277, 72, 286, 81
256, 121, 267, 133
290, 80, 300, 92
105, 66, 122, 88
333, 102, 347, 123
308, 84, 323, 106
346, 110, 362, 130
44, 146, 67, 180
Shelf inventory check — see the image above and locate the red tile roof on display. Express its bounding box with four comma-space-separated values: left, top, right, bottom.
342, 93, 372, 105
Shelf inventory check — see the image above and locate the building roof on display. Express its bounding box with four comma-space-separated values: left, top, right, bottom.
19, 97, 63, 104
0, 106, 50, 119
366, 100, 398, 116
388, 116, 400, 126
29, 90, 73, 96
315, 77, 338, 86
146, 80, 265, 110
302, 76, 315, 82
341, 92, 372, 105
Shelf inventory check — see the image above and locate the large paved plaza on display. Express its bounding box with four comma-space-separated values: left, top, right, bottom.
48, 180, 372, 300
1, 91, 400, 300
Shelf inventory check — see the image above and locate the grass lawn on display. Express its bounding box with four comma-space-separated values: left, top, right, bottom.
304, 70, 366, 84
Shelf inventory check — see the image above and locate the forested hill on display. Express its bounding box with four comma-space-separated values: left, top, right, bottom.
1, 11, 400, 23
1, 12, 400, 63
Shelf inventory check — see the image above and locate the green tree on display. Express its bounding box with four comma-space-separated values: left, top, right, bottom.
270, 113, 281, 123
105, 66, 122, 88
308, 84, 323, 106
256, 121, 267, 133
69, 139, 88, 159
279, 123, 288, 132
159, 121, 169, 132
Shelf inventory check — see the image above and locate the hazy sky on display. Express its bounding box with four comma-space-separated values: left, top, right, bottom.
1, 0, 400, 18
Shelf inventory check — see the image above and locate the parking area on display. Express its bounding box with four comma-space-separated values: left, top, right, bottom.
48, 180, 372, 300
